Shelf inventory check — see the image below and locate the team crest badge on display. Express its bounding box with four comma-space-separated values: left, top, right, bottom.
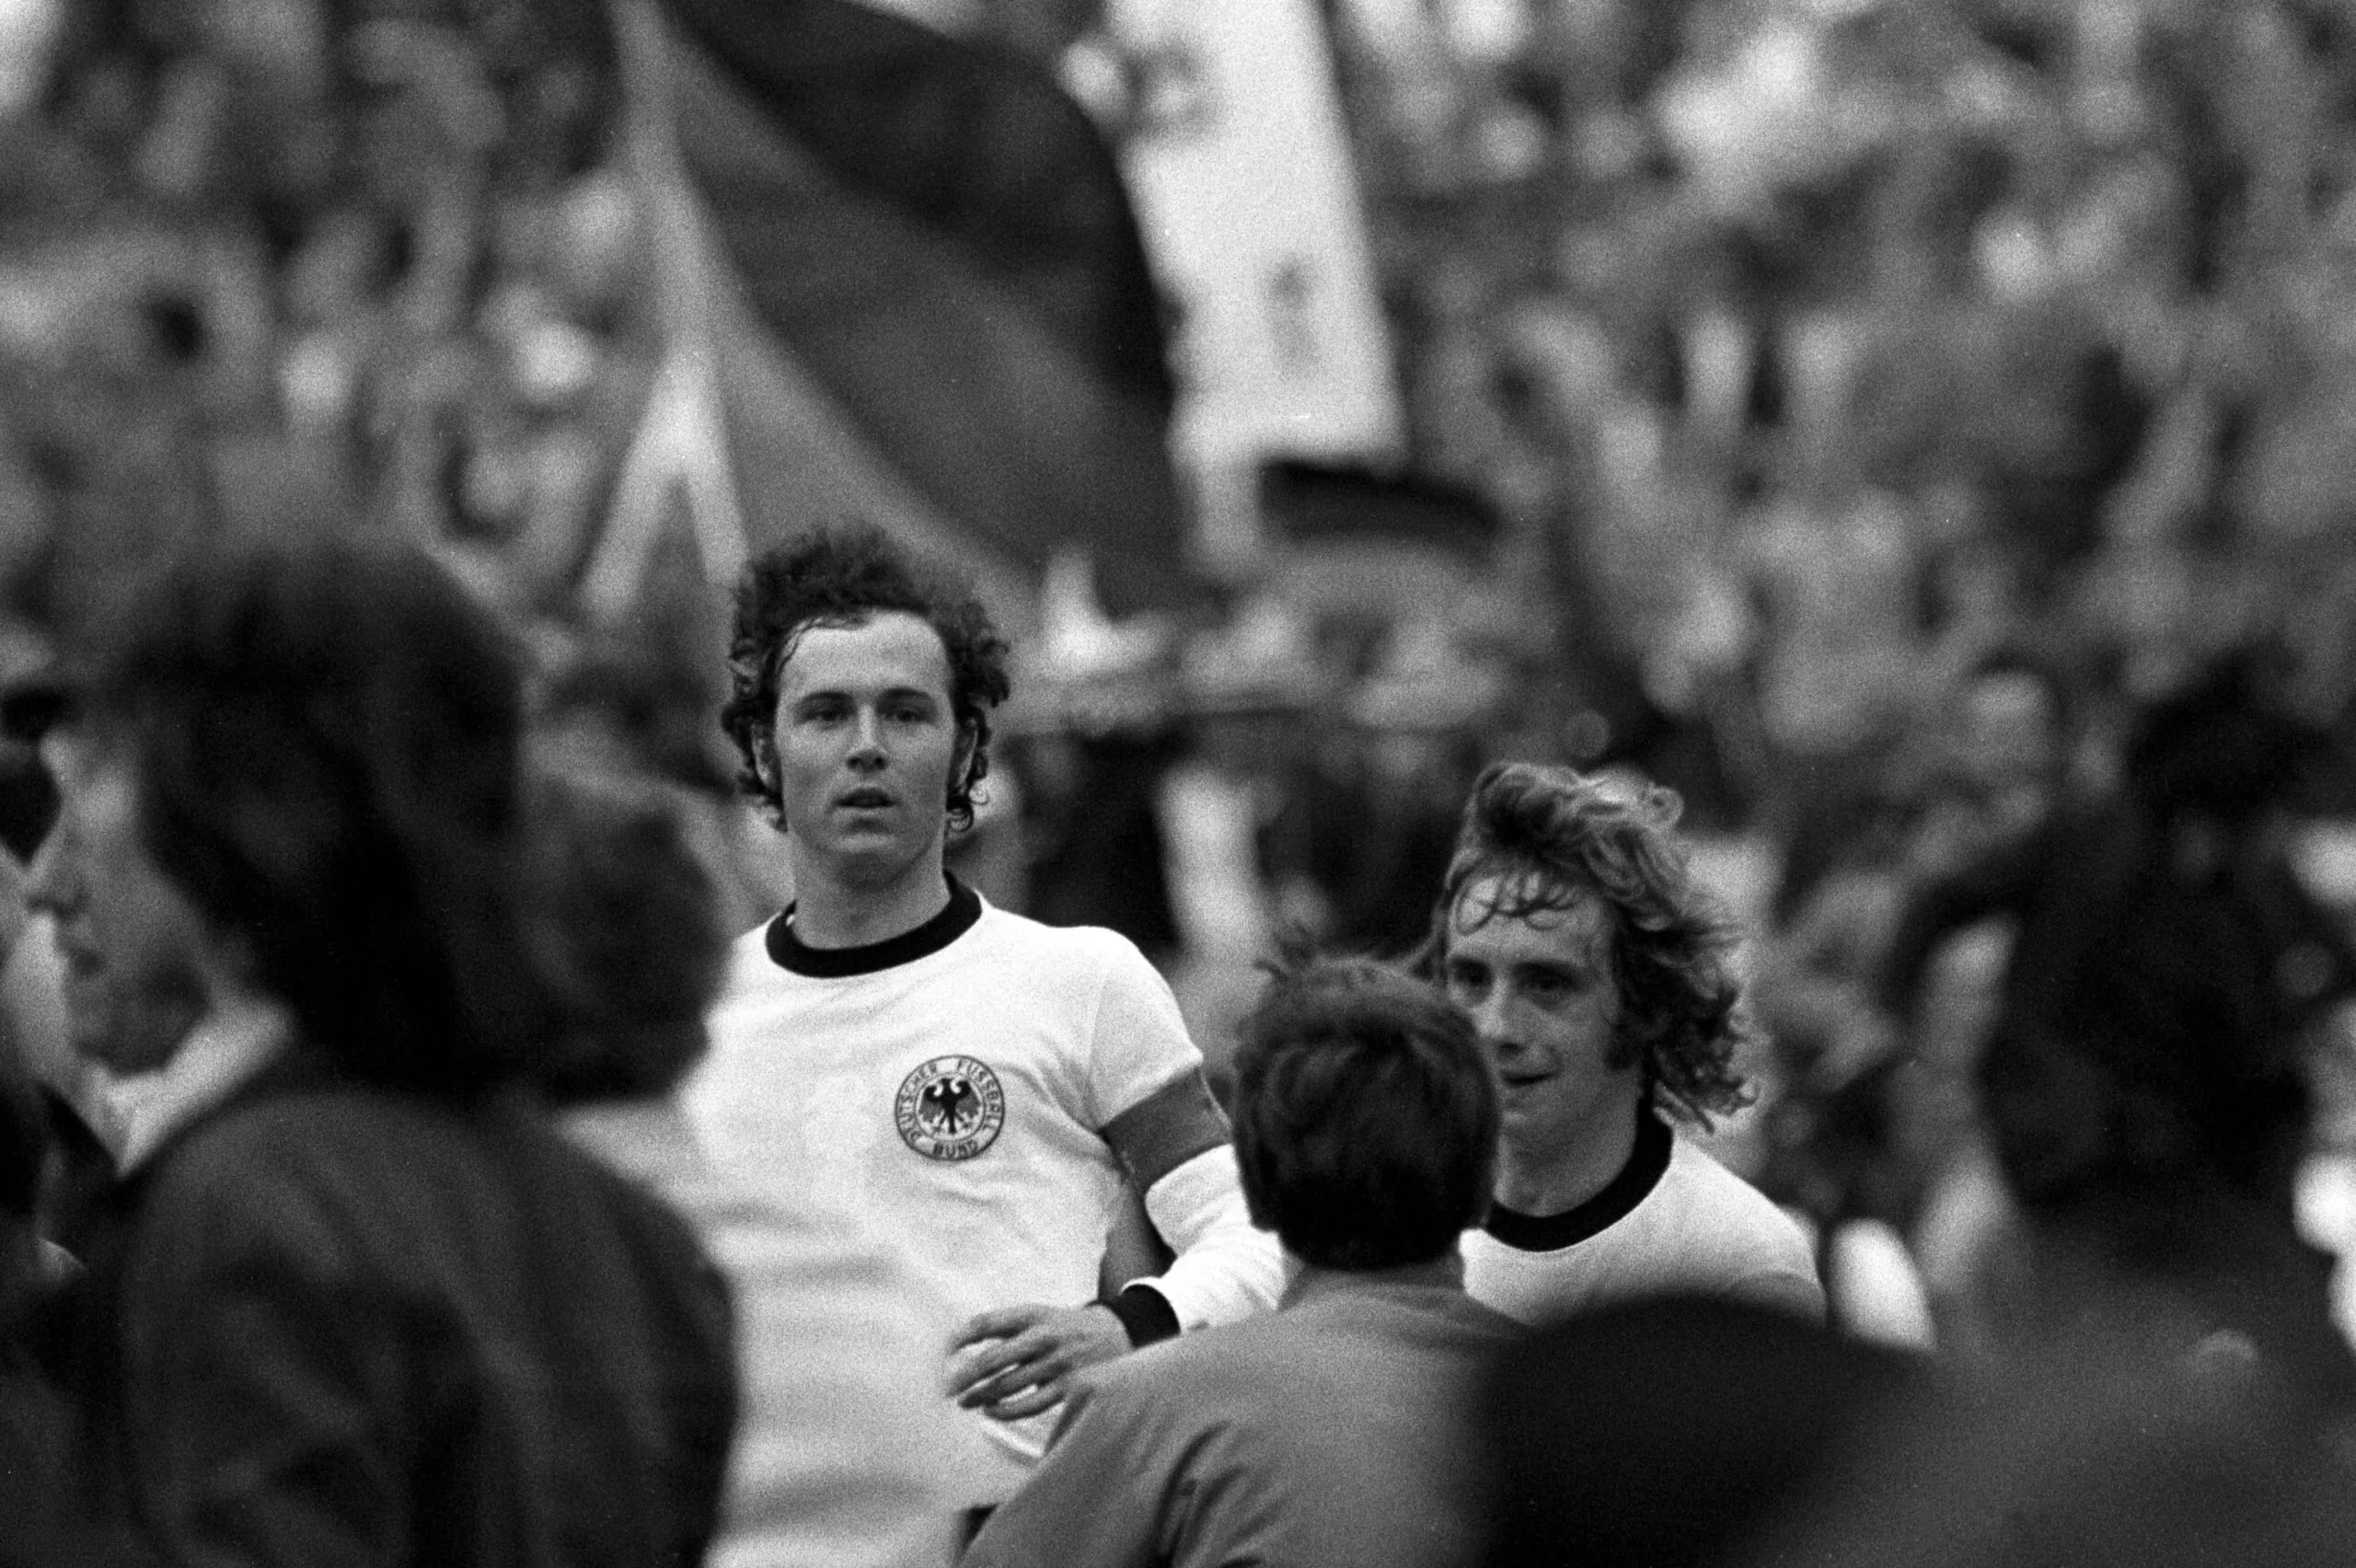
895, 1055, 1007, 1161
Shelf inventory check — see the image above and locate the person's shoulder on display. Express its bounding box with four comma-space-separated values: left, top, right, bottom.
1636, 1139, 1823, 1314
1446, 1290, 1527, 1344
153, 1086, 680, 1256
972, 902, 1136, 958
132, 1084, 465, 1264
1306, 1279, 1524, 1350
1657, 1133, 1815, 1257
968, 904, 1160, 984
160, 1079, 445, 1182
1661, 1132, 1791, 1211
1082, 1312, 1297, 1408
1093, 1292, 1516, 1418
712, 919, 791, 992
1054, 1340, 1195, 1442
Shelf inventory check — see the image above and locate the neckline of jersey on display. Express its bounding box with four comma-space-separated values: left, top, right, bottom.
765, 874, 982, 977
1483, 1104, 1672, 1253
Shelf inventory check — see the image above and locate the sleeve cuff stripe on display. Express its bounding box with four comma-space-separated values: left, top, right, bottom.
1104, 1282, 1183, 1347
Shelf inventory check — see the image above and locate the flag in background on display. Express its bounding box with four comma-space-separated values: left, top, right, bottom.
618, 0, 1188, 617
1100, 0, 1404, 498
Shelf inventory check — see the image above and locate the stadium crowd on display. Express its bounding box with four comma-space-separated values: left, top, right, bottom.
4, 1, 2356, 1565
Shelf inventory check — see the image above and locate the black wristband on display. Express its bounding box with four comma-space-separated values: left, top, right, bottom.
1103, 1282, 1181, 1348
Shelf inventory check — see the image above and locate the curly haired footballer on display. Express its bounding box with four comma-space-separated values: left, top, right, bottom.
719, 525, 1011, 834
1426, 762, 1757, 1124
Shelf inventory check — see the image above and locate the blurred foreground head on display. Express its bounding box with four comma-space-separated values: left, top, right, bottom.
1482, 1294, 1921, 1568
1430, 762, 1754, 1123
1231, 951, 1496, 1272
41, 530, 553, 1095
1729, 1318, 2356, 1568
1985, 652, 2342, 1217
521, 762, 728, 1104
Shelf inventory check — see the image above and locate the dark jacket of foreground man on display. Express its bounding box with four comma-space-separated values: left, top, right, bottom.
46, 1052, 738, 1568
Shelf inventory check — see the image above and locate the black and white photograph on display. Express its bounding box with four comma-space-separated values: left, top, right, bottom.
3, 1, 2356, 1564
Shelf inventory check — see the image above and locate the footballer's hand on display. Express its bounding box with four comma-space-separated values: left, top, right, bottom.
946, 1302, 1130, 1422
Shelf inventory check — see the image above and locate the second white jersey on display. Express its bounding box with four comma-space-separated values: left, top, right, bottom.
1464, 1124, 1824, 1325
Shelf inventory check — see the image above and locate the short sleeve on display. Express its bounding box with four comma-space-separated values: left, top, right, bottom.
1079, 935, 1203, 1131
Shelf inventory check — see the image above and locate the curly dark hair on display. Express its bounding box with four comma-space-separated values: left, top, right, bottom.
1232, 946, 1497, 1271
719, 526, 1011, 834
1426, 762, 1757, 1124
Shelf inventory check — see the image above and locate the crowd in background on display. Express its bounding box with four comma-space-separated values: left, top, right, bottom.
1332, 0, 2356, 763
0, 0, 646, 627
2, 3, 2356, 1562
8, 0, 2356, 1340
6, 0, 2356, 834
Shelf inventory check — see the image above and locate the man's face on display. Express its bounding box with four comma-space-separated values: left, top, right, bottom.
1441, 874, 1639, 1161
764, 611, 969, 885
26, 730, 212, 1076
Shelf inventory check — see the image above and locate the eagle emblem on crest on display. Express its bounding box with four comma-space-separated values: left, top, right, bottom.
895, 1055, 1007, 1160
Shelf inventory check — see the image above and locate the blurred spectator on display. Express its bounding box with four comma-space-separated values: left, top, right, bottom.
1480, 1293, 1925, 1568
1752, 646, 2075, 1332
1735, 1321, 2356, 1568
1431, 761, 1822, 1323
1965, 654, 2356, 1399
0, 985, 47, 1313
1744, 489, 1924, 767
0, 997, 131, 1568
1018, 722, 1184, 962
1946, 645, 2076, 837
1729, 658, 2356, 1566
1875, 647, 2083, 1023
1263, 724, 1484, 964
0, 968, 61, 1478
525, 760, 961, 1568
535, 626, 794, 937
965, 951, 1516, 1568
1772, 644, 2070, 932
26, 531, 736, 1567
1871, 654, 2356, 1365
1750, 770, 1943, 1230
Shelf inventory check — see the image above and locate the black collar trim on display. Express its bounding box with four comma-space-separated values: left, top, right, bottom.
765, 875, 980, 977
1484, 1106, 1673, 1252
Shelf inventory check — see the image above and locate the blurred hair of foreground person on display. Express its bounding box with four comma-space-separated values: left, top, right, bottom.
523, 753, 963, 1568
1481, 1293, 1924, 1568
17, 531, 736, 1568
1428, 762, 1822, 1324
965, 951, 1516, 1568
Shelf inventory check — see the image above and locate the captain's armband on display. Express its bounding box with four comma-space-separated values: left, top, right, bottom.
1101, 1068, 1230, 1193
